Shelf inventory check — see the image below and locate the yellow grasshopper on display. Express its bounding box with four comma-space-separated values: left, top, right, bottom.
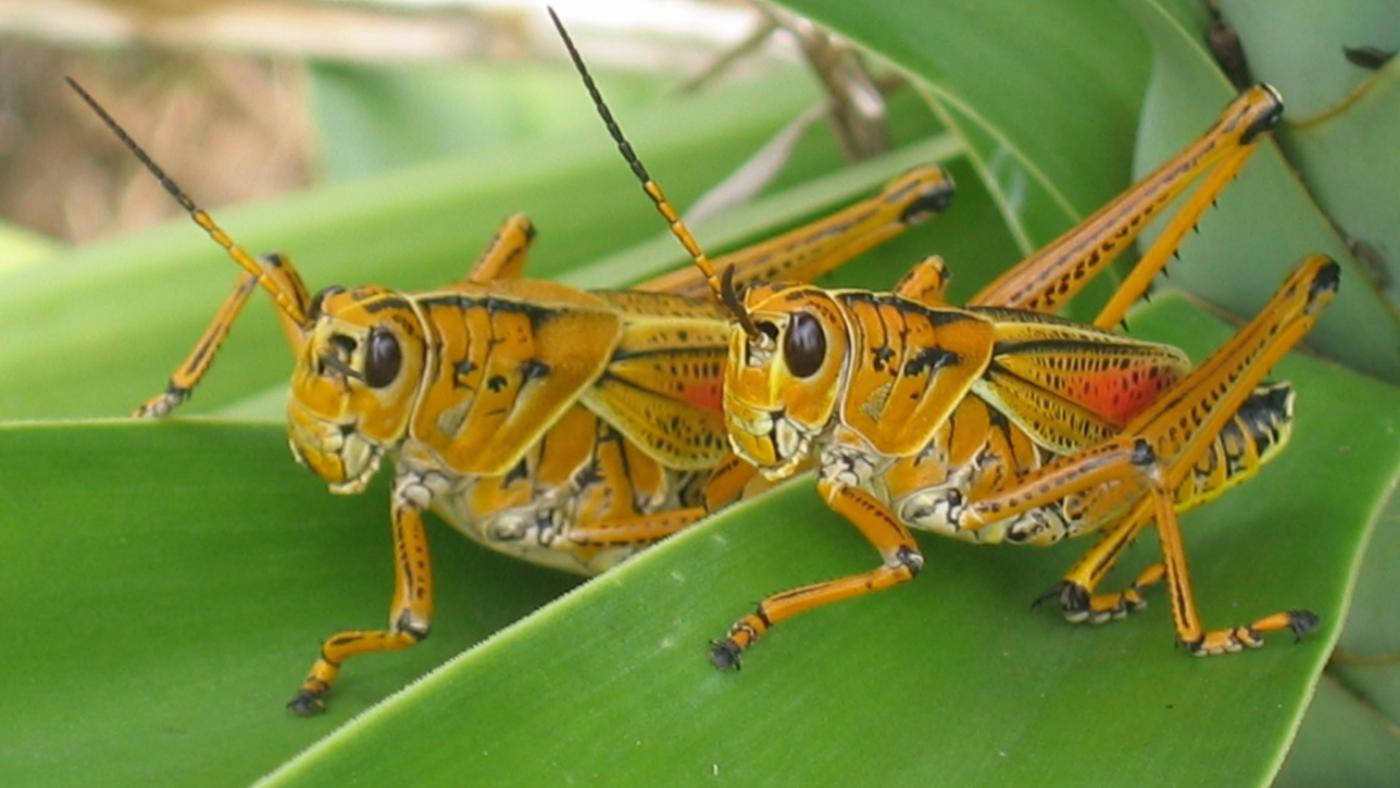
67, 79, 954, 712
552, 9, 1334, 668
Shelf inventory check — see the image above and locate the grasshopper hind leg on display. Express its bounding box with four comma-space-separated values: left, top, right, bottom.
1036, 379, 1296, 626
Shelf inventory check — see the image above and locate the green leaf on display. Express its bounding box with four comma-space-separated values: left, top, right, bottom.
0, 220, 61, 273
307, 60, 675, 181
1277, 673, 1400, 786
0, 420, 579, 784
1217, 0, 1400, 120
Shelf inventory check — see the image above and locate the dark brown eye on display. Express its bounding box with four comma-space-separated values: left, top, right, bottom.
783, 312, 825, 378
365, 328, 401, 388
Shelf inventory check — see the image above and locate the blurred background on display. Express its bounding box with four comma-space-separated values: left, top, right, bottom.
0, 0, 838, 254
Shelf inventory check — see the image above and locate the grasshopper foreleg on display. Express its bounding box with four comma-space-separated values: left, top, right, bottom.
133, 272, 259, 417
287, 476, 435, 715
709, 481, 922, 669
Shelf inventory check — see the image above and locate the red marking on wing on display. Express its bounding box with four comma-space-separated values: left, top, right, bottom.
1071, 366, 1181, 426
680, 381, 724, 413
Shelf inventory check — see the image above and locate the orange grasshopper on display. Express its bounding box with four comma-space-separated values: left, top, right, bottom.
67, 79, 954, 712
552, 9, 1334, 668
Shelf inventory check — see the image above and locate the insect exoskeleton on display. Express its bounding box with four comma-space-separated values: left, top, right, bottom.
286, 286, 428, 493
551, 4, 1329, 671
721, 284, 851, 478
69, 54, 953, 712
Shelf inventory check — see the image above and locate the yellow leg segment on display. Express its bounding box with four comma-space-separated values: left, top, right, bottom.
1148, 473, 1316, 654
961, 437, 1157, 531
135, 251, 311, 418
636, 166, 955, 299
710, 481, 922, 669
1034, 500, 1165, 623
134, 272, 258, 417
466, 213, 536, 283
568, 507, 707, 547
288, 492, 433, 715
970, 85, 1280, 314
892, 255, 952, 305
1110, 257, 1335, 651
701, 453, 763, 511
1092, 146, 1253, 328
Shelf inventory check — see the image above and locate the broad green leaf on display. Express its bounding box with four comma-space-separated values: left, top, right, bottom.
1219, 0, 1400, 316
7, 3, 1396, 784
782, 0, 1150, 215
1336, 487, 1400, 664
1277, 673, 1400, 786
0, 420, 579, 785
1308, 487, 1400, 746
1282, 63, 1400, 315
307, 60, 675, 181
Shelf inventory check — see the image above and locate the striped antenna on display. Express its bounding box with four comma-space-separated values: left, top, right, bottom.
67, 77, 310, 328
547, 7, 760, 339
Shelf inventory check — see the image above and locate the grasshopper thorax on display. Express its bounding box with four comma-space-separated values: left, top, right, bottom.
287, 285, 429, 494
722, 283, 850, 479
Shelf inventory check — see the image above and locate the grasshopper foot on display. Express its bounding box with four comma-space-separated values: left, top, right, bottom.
132, 384, 189, 418
709, 639, 742, 671
1184, 609, 1321, 656
1033, 578, 1151, 625
287, 688, 327, 716
1035, 564, 1162, 625
1288, 609, 1320, 642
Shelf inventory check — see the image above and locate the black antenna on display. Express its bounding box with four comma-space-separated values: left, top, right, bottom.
67, 77, 309, 326
547, 7, 759, 338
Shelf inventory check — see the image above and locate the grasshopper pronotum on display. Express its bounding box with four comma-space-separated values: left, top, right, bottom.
68, 75, 953, 712
552, 7, 1333, 668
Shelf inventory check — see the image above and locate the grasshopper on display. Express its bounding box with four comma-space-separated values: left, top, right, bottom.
552, 8, 1334, 668
68, 78, 954, 712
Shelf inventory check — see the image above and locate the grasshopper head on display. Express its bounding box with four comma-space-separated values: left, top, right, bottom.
722, 283, 849, 479
286, 286, 428, 493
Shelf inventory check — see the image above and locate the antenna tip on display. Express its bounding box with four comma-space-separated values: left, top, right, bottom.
65, 76, 89, 100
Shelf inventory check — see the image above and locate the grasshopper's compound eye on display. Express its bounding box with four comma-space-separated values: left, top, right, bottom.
783, 312, 825, 378
365, 328, 402, 388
